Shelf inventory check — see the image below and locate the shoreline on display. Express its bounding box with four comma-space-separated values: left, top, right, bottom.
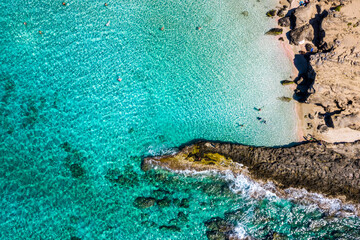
275, 0, 360, 143
275, 0, 308, 142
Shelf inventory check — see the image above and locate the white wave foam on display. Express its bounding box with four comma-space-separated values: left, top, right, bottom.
158, 164, 360, 216
234, 223, 249, 239
223, 171, 277, 200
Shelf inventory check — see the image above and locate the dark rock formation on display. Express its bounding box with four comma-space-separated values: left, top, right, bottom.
142, 141, 360, 204
159, 225, 181, 231
156, 197, 171, 208
133, 197, 156, 209
289, 24, 314, 45
265, 28, 283, 36
277, 96, 292, 102
179, 198, 190, 208
177, 212, 189, 222
70, 163, 85, 178
266, 9, 277, 17
280, 80, 295, 85
278, 17, 290, 27
292, 2, 317, 28
204, 217, 234, 240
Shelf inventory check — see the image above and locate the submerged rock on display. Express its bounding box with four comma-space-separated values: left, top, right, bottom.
70, 163, 85, 178
206, 231, 227, 240
70, 237, 81, 240
265, 28, 283, 36
133, 197, 156, 209
277, 96, 292, 102
179, 198, 190, 208
178, 212, 189, 222
241, 11, 249, 17
204, 217, 234, 240
156, 197, 172, 208
159, 225, 181, 232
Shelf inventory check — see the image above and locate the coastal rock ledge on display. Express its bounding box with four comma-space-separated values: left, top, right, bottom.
142, 141, 360, 208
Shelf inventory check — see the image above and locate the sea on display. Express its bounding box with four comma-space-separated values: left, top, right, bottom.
1, 0, 360, 239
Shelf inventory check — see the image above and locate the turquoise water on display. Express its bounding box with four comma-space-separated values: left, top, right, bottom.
1, 0, 359, 239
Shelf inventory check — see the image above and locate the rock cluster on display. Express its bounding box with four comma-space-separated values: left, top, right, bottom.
269, 0, 360, 142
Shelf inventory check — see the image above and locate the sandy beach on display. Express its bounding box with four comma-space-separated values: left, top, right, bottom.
274, 0, 360, 143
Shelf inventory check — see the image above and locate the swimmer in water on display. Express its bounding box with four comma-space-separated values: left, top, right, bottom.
23, 22, 27, 25
160, 26, 164, 31
236, 123, 244, 128
62, 2, 66, 6
254, 107, 262, 111
39, 30, 43, 34
117, 77, 122, 82
196, 26, 202, 30
104, 3, 108, 6
105, 20, 110, 26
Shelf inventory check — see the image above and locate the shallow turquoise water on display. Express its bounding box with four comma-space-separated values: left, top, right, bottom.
1, 0, 360, 239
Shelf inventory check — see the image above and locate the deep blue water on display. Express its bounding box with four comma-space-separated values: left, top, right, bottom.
1, 0, 360, 239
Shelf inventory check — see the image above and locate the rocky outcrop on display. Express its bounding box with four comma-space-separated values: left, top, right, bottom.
265, 28, 283, 36
204, 217, 234, 240
133, 197, 156, 209
278, 17, 290, 27
289, 24, 314, 45
292, 2, 317, 28
142, 141, 360, 205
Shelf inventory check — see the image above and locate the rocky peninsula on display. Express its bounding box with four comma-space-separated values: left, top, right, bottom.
142, 140, 360, 208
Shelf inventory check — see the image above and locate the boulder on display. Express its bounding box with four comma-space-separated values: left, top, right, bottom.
280, 80, 295, 85
156, 197, 171, 208
266, 9, 277, 17
265, 28, 283, 36
177, 212, 189, 222
277, 96, 292, 102
278, 17, 290, 27
159, 225, 181, 232
133, 197, 156, 209
179, 198, 190, 208
204, 217, 233, 233
293, 2, 317, 28
277, 9, 286, 18
70, 163, 85, 178
242, 11, 249, 17
289, 24, 314, 45
206, 231, 227, 240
